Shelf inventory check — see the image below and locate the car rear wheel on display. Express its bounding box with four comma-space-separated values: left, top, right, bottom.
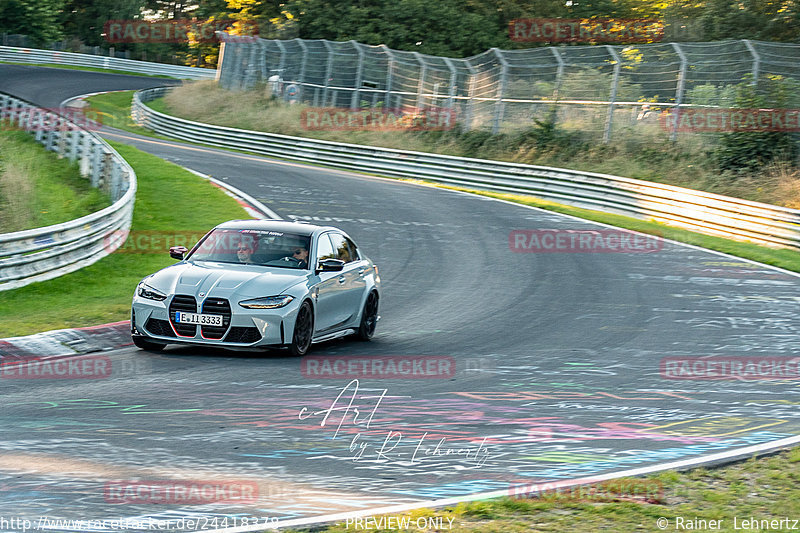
288, 300, 314, 356
356, 291, 379, 341
132, 336, 167, 351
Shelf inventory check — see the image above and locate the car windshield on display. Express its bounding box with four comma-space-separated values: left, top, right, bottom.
188, 229, 312, 269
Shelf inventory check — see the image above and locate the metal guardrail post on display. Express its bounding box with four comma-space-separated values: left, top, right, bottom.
491, 48, 509, 134
671, 42, 688, 142
351, 40, 365, 109
68, 129, 80, 161
603, 45, 621, 144
90, 142, 102, 187
413, 52, 427, 109
380, 44, 394, 109
322, 40, 334, 107
743, 39, 760, 87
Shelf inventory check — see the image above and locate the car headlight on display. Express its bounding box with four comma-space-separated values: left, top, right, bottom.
239, 295, 294, 309
137, 282, 167, 301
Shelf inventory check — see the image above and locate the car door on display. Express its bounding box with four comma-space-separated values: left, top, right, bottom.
314, 232, 366, 332
312, 232, 340, 332
328, 232, 368, 325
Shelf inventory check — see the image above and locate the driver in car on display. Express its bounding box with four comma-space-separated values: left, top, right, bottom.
291, 246, 309, 268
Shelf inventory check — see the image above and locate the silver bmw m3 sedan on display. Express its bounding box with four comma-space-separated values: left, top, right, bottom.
131, 220, 380, 356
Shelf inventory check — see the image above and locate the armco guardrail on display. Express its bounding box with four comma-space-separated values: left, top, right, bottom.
0, 93, 136, 291
0, 46, 216, 79
133, 87, 800, 250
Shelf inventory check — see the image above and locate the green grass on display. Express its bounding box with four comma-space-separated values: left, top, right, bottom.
283, 449, 800, 532
0, 141, 249, 337
0, 60, 178, 79
87, 90, 165, 136
0, 129, 110, 232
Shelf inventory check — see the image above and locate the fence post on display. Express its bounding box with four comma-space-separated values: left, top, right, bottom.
274, 39, 287, 99
351, 40, 365, 109
296, 38, 308, 101
603, 45, 621, 144
322, 40, 334, 107
743, 39, 760, 87
551, 48, 565, 100
671, 42, 687, 142
491, 48, 509, 134
413, 52, 427, 109
464, 61, 478, 130
442, 57, 458, 109
380, 44, 394, 109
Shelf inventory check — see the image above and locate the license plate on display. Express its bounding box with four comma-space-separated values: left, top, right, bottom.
174, 311, 223, 326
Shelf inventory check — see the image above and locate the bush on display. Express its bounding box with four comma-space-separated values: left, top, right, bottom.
714, 75, 800, 172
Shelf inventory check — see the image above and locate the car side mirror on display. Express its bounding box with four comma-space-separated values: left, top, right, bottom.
317, 258, 345, 273
170, 246, 188, 260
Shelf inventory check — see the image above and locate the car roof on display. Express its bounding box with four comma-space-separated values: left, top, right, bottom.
214, 219, 338, 237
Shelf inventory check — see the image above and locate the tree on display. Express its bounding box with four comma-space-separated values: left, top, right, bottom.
62, 0, 144, 46
0, 0, 64, 45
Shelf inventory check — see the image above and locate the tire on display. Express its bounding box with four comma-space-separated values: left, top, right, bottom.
132, 335, 167, 351
356, 291, 379, 341
287, 300, 314, 356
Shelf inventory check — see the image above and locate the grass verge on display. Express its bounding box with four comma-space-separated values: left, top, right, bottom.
158, 80, 800, 209
0, 60, 178, 78
282, 448, 800, 532
90, 90, 800, 274
0, 141, 248, 337
0, 129, 110, 232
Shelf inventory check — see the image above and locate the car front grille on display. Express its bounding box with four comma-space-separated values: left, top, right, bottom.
201, 298, 231, 339
224, 327, 262, 344
145, 318, 176, 337
169, 295, 197, 336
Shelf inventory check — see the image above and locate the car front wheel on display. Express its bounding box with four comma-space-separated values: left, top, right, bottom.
356, 291, 379, 341
288, 300, 314, 356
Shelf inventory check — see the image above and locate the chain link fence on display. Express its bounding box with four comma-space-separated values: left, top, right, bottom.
217, 37, 800, 144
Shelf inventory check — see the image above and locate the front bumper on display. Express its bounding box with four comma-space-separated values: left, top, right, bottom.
132, 293, 301, 348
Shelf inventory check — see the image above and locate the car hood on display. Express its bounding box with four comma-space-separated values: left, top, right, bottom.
146, 261, 308, 300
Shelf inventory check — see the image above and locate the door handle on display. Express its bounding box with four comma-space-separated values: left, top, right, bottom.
338, 275, 346, 284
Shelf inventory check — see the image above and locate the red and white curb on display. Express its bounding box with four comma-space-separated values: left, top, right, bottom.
0, 320, 132, 358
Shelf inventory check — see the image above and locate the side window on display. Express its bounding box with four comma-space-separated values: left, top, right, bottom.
329, 233, 353, 263
345, 237, 360, 261
316, 234, 335, 260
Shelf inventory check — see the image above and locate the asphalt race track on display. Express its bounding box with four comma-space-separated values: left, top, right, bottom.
2, 65, 800, 529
